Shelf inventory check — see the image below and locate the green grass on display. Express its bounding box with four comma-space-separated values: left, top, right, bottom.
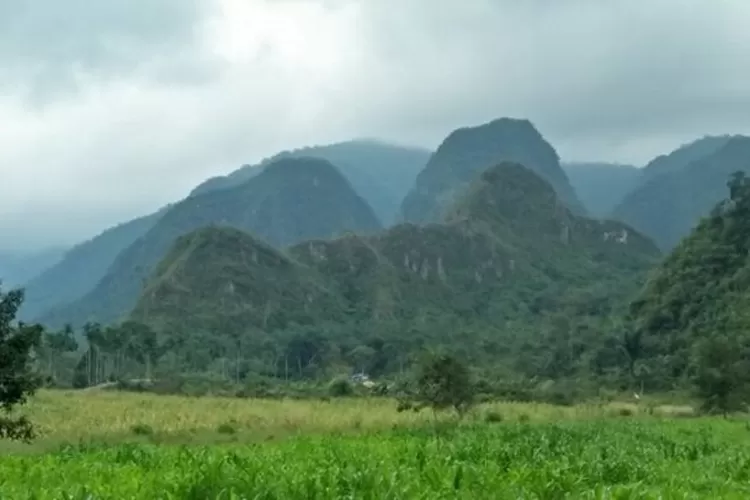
1, 391, 746, 498
2, 419, 750, 498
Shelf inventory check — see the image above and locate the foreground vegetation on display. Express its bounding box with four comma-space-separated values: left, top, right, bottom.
0, 389, 685, 452
1, 403, 749, 498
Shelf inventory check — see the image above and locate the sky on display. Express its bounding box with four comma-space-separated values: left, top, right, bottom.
2, 0, 750, 252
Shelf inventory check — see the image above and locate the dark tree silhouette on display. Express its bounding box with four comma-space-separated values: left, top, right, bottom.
0, 284, 43, 441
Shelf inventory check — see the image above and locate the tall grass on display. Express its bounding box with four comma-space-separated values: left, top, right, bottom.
5, 389, 693, 451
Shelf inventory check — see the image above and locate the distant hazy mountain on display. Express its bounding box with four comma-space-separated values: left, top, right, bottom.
191, 139, 431, 225
637, 135, 736, 184
39, 157, 382, 328
401, 118, 585, 224
19, 208, 170, 321
0, 247, 66, 289
612, 136, 750, 250
562, 162, 640, 217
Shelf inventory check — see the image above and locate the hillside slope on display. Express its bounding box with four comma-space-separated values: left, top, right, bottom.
627, 170, 750, 389
131, 162, 659, 376
636, 135, 735, 184
612, 136, 750, 250
401, 118, 585, 224
191, 140, 431, 225
39, 157, 381, 328
19, 208, 168, 321
562, 162, 640, 217
0, 247, 66, 288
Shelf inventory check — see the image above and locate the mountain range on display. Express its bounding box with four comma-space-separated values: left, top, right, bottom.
613, 135, 750, 250
6, 117, 750, 348
128, 162, 659, 376
37, 157, 381, 328
191, 139, 431, 225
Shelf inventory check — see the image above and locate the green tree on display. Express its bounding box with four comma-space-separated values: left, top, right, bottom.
414, 353, 475, 417
693, 333, 750, 414
42, 324, 78, 381
0, 285, 43, 440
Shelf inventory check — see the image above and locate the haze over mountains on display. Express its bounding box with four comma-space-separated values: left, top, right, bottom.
561, 163, 640, 218
37, 157, 382, 328
5, 115, 750, 336
191, 140, 431, 226
0, 247, 66, 288
613, 135, 750, 250
2, 107, 750, 397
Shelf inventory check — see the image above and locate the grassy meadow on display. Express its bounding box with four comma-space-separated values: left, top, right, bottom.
1, 390, 750, 498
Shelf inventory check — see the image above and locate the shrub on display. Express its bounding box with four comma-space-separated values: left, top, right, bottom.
328, 377, 354, 397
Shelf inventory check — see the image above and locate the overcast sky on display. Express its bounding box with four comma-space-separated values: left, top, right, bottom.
2, 0, 750, 251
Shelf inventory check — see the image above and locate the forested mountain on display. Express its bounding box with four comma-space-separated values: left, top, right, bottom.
18, 208, 169, 321
562, 162, 640, 217
612, 136, 750, 250
0, 247, 66, 288
38, 157, 382, 329
626, 171, 750, 399
191, 139, 431, 225
128, 162, 658, 381
401, 118, 585, 224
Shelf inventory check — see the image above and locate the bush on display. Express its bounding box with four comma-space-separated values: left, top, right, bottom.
484, 410, 504, 423
216, 422, 238, 435
328, 377, 354, 397
130, 424, 154, 436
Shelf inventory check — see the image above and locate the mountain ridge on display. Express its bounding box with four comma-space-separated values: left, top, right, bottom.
401, 117, 585, 224
37, 157, 382, 329
612, 135, 750, 250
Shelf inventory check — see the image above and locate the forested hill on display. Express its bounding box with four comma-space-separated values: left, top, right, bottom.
626, 170, 750, 396
612, 136, 750, 250
37, 157, 382, 329
400, 118, 585, 224
128, 162, 658, 381
190, 140, 431, 226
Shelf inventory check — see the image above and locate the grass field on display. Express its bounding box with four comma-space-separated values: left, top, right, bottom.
1, 390, 749, 498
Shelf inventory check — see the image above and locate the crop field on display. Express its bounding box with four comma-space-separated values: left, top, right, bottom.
1, 391, 749, 498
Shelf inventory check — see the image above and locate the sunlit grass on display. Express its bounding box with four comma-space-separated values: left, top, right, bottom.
2, 389, 701, 454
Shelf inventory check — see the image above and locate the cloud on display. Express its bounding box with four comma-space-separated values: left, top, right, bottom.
0, 0, 214, 102
2, 0, 750, 250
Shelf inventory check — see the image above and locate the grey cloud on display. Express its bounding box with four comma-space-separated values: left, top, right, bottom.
3, 0, 750, 251
0, 0, 215, 102
338, 0, 750, 162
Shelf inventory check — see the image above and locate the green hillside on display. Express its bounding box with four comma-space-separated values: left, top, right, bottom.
129, 162, 659, 381
38, 157, 382, 329
627, 170, 750, 399
191, 139, 431, 225
562, 162, 640, 217
401, 118, 585, 224
612, 136, 750, 250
